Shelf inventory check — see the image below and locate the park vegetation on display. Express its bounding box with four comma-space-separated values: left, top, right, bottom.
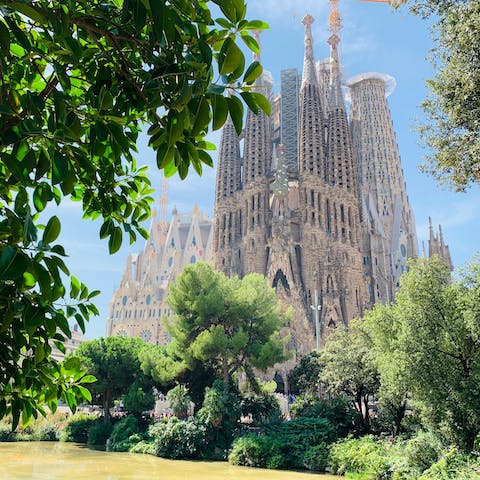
401, 0, 480, 190
3, 256, 480, 479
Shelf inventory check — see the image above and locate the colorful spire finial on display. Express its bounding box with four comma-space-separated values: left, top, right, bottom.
301, 14, 317, 87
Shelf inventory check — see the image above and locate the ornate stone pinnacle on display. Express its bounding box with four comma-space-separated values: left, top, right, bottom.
302, 14, 314, 26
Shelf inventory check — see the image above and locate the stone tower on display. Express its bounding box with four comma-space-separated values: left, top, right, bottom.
213, 15, 372, 360
347, 73, 418, 303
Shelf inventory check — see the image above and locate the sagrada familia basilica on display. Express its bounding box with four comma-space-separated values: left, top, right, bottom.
106, 14, 452, 366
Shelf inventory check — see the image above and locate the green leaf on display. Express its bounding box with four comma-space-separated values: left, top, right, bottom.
52, 152, 69, 185
99, 220, 114, 240
218, 37, 244, 75
245, 20, 270, 30
70, 275, 80, 298
0, 246, 29, 280
75, 385, 92, 402
240, 33, 259, 54
10, 2, 47, 25
243, 61, 263, 84
98, 86, 114, 111
251, 92, 271, 116
80, 375, 97, 384
240, 91, 259, 115
226, 96, 244, 135
0, 21, 10, 52
108, 227, 123, 254
212, 94, 228, 131
43, 216, 61, 244
191, 97, 210, 136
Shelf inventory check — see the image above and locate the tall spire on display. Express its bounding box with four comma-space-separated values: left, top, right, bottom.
327, 33, 345, 108
215, 114, 241, 201
301, 15, 318, 87
298, 14, 325, 177
326, 30, 354, 189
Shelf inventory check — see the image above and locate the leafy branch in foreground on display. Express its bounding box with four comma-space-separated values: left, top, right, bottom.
0, 0, 270, 425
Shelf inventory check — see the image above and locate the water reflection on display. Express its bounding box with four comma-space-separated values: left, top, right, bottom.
0, 442, 340, 479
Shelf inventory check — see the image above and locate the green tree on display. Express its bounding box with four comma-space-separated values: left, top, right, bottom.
139, 343, 216, 408
320, 322, 379, 433
363, 305, 410, 437
287, 351, 322, 396
122, 382, 155, 420
0, 0, 269, 424
402, 0, 480, 190
390, 256, 480, 451
166, 384, 191, 419
74, 336, 147, 422
166, 262, 290, 393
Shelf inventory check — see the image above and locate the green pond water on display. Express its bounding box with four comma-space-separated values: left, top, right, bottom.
0, 442, 341, 479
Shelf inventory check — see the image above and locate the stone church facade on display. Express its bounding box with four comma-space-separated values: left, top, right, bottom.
212, 15, 418, 361
106, 205, 212, 344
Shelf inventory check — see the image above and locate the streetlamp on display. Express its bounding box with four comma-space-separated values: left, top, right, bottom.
310, 272, 321, 351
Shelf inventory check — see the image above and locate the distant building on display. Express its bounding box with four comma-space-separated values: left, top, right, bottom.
50, 324, 84, 362
106, 205, 212, 345
427, 217, 453, 270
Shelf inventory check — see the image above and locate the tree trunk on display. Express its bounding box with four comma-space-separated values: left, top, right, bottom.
392, 400, 407, 438
103, 388, 111, 423
222, 356, 229, 394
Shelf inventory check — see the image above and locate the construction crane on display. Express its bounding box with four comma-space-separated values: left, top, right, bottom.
329, 0, 403, 37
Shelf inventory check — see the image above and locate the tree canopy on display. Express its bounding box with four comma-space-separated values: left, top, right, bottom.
74, 336, 152, 422
166, 262, 291, 392
0, 0, 269, 424
403, 0, 480, 190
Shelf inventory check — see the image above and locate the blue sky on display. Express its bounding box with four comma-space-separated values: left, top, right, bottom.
58, 1, 480, 339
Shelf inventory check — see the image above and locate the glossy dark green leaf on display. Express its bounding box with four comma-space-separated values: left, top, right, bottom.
218, 37, 243, 75
99, 219, 114, 240
52, 152, 68, 185
191, 97, 210, 136
212, 94, 228, 131
43, 216, 61, 244
226, 95, 244, 136
108, 226, 123, 254
240, 91, 259, 115
0, 246, 29, 280
0, 20, 10, 52
243, 61, 263, 84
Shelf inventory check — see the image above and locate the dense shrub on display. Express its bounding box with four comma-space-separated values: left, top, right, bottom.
130, 439, 155, 454
329, 435, 394, 479
108, 415, 140, 452
240, 394, 281, 426
197, 380, 241, 455
230, 417, 335, 471
149, 417, 206, 459
59, 413, 99, 443
87, 421, 113, 446
419, 448, 480, 480
404, 431, 442, 473
302, 443, 329, 472
0, 422, 14, 441
290, 396, 359, 438
34, 424, 59, 441
228, 434, 286, 469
